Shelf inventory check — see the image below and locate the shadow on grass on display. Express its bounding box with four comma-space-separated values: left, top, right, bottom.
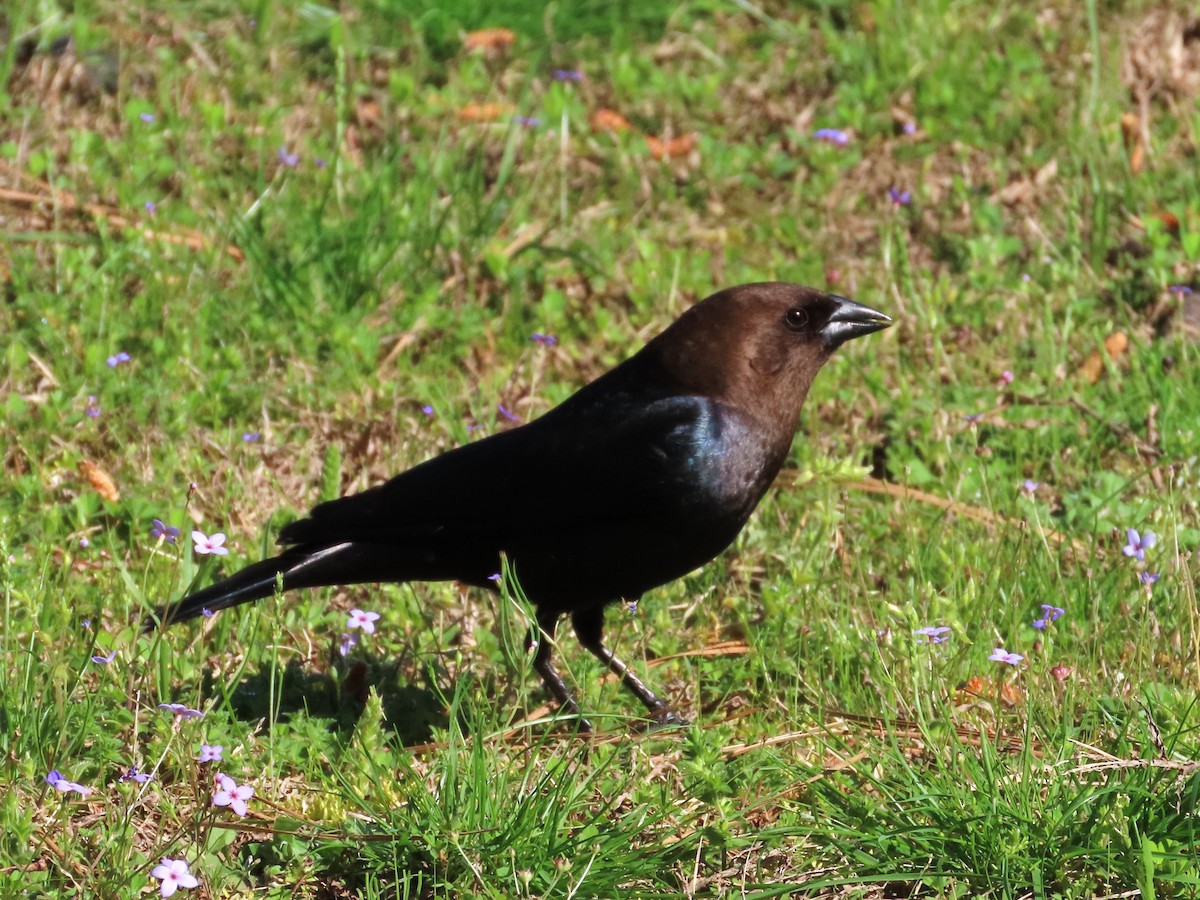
205, 654, 451, 745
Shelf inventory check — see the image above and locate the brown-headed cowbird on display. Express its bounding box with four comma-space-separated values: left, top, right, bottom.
146, 283, 890, 727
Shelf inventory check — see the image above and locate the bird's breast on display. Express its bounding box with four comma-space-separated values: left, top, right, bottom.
493, 398, 792, 610
686, 408, 785, 519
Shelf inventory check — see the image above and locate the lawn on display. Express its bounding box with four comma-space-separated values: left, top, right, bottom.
2, 0, 1199, 896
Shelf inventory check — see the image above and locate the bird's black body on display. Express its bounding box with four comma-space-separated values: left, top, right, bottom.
147, 283, 890, 726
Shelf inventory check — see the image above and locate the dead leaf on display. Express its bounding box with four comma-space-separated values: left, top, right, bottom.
1105, 331, 1130, 357
462, 28, 515, 52
1129, 142, 1145, 175
1120, 112, 1145, 174
27, 351, 59, 388
996, 177, 1033, 207
1122, 10, 1200, 105
78, 460, 120, 502
1034, 158, 1058, 186
355, 97, 382, 130
645, 133, 696, 160
1078, 331, 1129, 383
590, 108, 632, 134
457, 102, 514, 122
1155, 210, 1181, 235
1169, 287, 1200, 338
956, 675, 1024, 707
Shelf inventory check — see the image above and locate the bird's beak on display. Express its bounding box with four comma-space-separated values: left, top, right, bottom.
821, 296, 892, 350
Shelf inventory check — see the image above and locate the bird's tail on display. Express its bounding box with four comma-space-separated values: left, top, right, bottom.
143, 542, 358, 630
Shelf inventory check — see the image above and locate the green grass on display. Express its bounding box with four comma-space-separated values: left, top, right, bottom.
3, 0, 1200, 895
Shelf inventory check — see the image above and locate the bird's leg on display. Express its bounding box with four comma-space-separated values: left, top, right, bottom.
571, 607, 688, 727
528, 609, 591, 732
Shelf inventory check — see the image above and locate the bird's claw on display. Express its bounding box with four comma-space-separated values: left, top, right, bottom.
636, 706, 689, 732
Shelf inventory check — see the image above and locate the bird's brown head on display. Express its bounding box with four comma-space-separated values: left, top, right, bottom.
647, 282, 891, 419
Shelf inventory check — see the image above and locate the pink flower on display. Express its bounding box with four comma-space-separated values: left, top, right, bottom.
151, 858, 199, 897
346, 609, 381, 634
212, 773, 254, 816
192, 531, 228, 556
989, 648, 1024, 666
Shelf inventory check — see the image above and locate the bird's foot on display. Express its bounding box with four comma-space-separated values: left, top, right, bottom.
636, 706, 689, 732
550, 699, 593, 735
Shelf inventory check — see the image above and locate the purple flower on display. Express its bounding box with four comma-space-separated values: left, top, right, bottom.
989, 648, 1024, 665
1022, 273, 1032, 283
338, 632, 358, 657
192, 530, 228, 556
242, 431, 260, 442
84, 396, 101, 418
915, 625, 951, 644
813, 128, 850, 146
201, 607, 214, 617
315, 157, 328, 168
106, 351, 131, 368
212, 773, 254, 816
45, 770, 91, 796
346, 609, 381, 634
1123, 528, 1156, 562
1139, 571, 1160, 586
144, 200, 157, 216
887, 187, 911, 206
964, 413, 984, 424
139, 112, 156, 124
120, 766, 152, 784
531, 332, 558, 348
278, 146, 300, 168
1168, 285, 1194, 296
158, 703, 205, 720
91, 649, 117, 665
151, 519, 181, 544
514, 116, 541, 127
1032, 604, 1065, 631
1020, 479, 1039, 496
151, 858, 199, 897
552, 69, 583, 82
197, 743, 223, 763
78, 537, 90, 548
903, 121, 917, 135
421, 405, 435, 417
497, 404, 520, 423
488, 572, 502, 583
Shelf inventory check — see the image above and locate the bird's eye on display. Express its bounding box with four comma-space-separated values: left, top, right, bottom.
784, 307, 809, 331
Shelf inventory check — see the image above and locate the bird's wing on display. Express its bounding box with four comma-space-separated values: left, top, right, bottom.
276, 392, 721, 549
